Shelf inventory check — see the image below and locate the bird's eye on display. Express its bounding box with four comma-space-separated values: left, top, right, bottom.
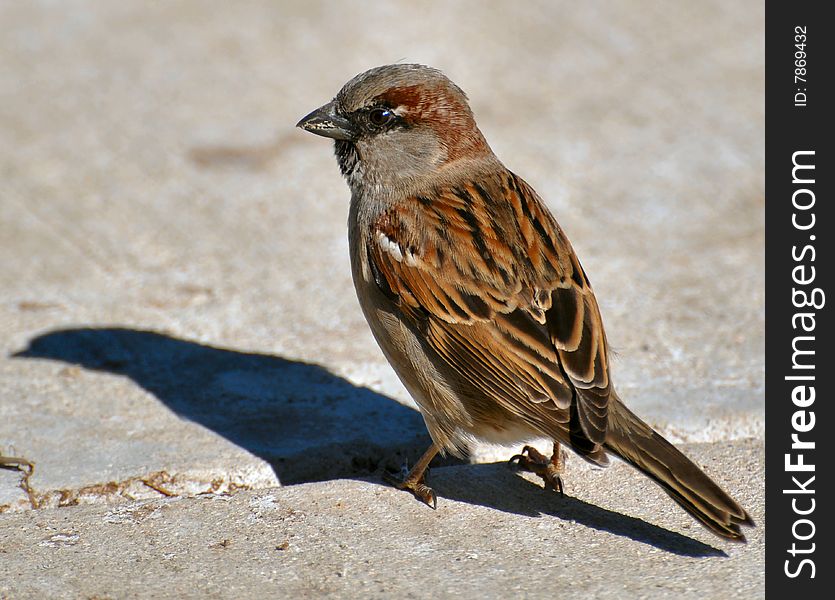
368, 107, 395, 127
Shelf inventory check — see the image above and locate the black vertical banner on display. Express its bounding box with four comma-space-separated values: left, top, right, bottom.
766, 2, 832, 597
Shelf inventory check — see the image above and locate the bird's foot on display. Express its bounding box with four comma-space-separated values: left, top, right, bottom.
509, 443, 566, 495
383, 465, 437, 509
383, 444, 440, 509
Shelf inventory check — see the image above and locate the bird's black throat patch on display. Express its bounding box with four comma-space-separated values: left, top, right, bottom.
334, 140, 359, 180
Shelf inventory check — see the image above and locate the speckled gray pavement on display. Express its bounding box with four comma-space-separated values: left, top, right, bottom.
1, 1, 763, 598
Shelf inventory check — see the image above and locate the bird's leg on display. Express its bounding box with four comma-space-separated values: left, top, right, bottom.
383, 443, 440, 509
509, 441, 566, 495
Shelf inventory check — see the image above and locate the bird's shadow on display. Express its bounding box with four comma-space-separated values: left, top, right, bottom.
13, 327, 432, 484
429, 463, 725, 557
13, 327, 722, 556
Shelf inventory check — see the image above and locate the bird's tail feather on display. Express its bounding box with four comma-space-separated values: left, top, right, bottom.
603, 398, 754, 541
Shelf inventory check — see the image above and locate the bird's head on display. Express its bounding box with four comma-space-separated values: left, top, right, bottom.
297, 64, 492, 193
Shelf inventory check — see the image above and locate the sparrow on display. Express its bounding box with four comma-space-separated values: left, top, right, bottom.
297, 64, 753, 541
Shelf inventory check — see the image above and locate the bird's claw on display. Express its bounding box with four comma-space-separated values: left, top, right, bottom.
383, 464, 437, 509
509, 444, 565, 496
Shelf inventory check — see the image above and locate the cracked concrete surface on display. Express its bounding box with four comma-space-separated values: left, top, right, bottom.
1, 440, 764, 599
1, 0, 763, 597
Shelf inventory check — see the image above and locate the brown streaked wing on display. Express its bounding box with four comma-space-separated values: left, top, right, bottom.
368, 171, 612, 446
509, 174, 612, 445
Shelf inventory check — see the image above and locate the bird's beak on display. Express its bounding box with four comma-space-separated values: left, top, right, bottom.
296, 101, 358, 141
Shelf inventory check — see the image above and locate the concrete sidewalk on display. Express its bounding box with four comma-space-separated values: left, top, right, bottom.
2, 440, 763, 599
1, 0, 763, 597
